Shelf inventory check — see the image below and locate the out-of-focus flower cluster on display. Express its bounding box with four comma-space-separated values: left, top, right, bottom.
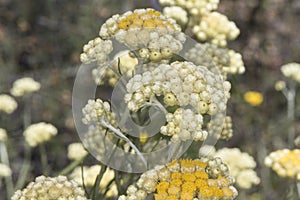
243, 91, 264, 107
0, 94, 18, 114
0, 163, 12, 177
280, 63, 300, 83
118, 158, 238, 200
264, 149, 300, 181
11, 175, 89, 200
213, 148, 260, 189
10, 77, 41, 97
23, 122, 58, 147
67, 142, 88, 161
70, 165, 117, 197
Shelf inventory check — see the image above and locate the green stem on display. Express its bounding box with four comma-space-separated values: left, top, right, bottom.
15, 144, 31, 190
57, 158, 84, 176
15, 95, 32, 189
0, 141, 14, 199
283, 81, 296, 146
39, 143, 49, 175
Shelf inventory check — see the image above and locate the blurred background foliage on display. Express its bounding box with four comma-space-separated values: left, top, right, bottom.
0, 0, 300, 199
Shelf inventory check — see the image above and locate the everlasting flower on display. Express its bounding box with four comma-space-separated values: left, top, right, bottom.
80, 37, 113, 64
0, 94, 18, 114
0, 163, 12, 177
243, 91, 263, 106
213, 148, 260, 189
0, 128, 8, 142
67, 142, 88, 161
11, 175, 88, 200
159, 0, 219, 17
10, 77, 41, 97
192, 12, 240, 47
274, 80, 286, 91
99, 8, 185, 54
125, 61, 229, 142
163, 6, 188, 26
264, 149, 300, 180
119, 158, 238, 200
185, 43, 245, 79
280, 62, 300, 83
23, 122, 58, 147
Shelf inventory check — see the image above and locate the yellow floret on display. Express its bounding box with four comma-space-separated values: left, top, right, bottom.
182, 173, 196, 182
156, 181, 170, 193
199, 186, 214, 198
166, 195, 178, 200
154, 193, 168, 200
144, 19, 157, 28
181, 181, 196, 193
169, 179, 182, 187
167, 185, 181, 195
195, 179, 208, 189
180, 191, 194, 200
171, 172, 182, 180
118, 19, 131, 29
194, 171, 209, 179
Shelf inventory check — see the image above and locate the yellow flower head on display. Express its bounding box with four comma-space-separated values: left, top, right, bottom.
243, 91, 263, 106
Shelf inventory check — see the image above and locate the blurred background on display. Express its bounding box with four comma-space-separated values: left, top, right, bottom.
0, 0, 299, 199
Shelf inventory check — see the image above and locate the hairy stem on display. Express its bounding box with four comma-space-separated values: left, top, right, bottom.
0, 142, 14, 199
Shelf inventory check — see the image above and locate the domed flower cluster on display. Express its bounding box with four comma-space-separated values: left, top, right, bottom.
159, 0, 219, 17
280, 62, 300, 83
11, 175, 89, 200
118, 158, 238, 200
69, 165, 117, 197
207, 116, 233, 140
264, 149, 300, 180
10, 77, 41, 97
162, 6, 188, 26
125, 61, 230, 113
99, 9, 185, 53
23, 122, 58, 147
213, 148, 260, 189
192, 12, 240, 47
0, 94, 18, 114
185, 43, 245, 79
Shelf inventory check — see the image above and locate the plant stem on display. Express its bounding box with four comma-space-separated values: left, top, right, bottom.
57, 158, 84, 176
39, 143, 49, 175
15, 144, 31, 190
0, 141, 14, 199
297, 182, 300, 199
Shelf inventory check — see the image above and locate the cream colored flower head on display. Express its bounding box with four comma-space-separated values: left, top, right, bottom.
67, 142, 88, 160
0, 94, 18, 114
70, 165, 117, 197
0, 128, 8, 142
11, 175, 88, 200
11, 77, 41, 97
192, 12, 240, 47
119, 158, 238, 200
213, 148, 260, 189
163, 6, 188, 26
0, 163, 12, 177
23, 122, 58, 147
280, 62, 300, 83
265, 149, 300, 180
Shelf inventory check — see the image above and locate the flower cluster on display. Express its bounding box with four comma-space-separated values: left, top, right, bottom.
162, 6, 188, 26
11, 175, 88, 200
159, 0, 219, 17
264, 149, 300, 180
0, 163, 12, 177
99, 9, 185, 53
243, 91, 263, 107
119, 158, 238, 200
82, 99, 116, 126
23, 122, 58, 147
192, 12, 240, 47
0, 128, 7, 142
0, 94, 18, 114
10, 77, 41, 97
280, 62, 300, 83
185, 43, 245, 79
70, 165, 117, 197
125, 61, 229, 113
67, 142, 88, 161
80, 37, 113, 65
161, 108, 207, 142
213, 148, 260, 189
